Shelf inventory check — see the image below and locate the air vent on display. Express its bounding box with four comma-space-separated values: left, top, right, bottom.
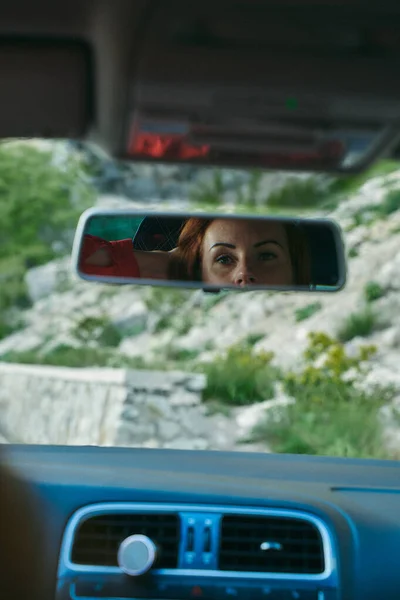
71, 513, 180, 568
219, 515, 324, 574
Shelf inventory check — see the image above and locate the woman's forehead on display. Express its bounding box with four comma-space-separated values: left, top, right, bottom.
205, 219, 287, 244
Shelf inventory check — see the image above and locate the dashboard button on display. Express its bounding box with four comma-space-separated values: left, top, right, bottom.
187, 527, 195, 552
203, 527, 212, 553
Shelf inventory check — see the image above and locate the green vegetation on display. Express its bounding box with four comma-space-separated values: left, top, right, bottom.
337, 308, 377, 342
0, 141, 95, 338
328, 159, 400, 197
144, 287, 190, 312
295, 302, 322, 322
348, 247, 359, 259
364, 281, 385, 304
1, 345, 139, 369
378, 189, 400, 217
154, 313, 192, 336
189, 169, 225, 206
163, 345, 200, 363
251, 332, 394, 458
72, 315, 122, 348
349, 186, 400, 230
267, 177, 326, 209
236, 170, 263, 206
203, 290, 230, 311
244, 333, 265, 346
185, 159, 400, 215
201, 342, 279, 406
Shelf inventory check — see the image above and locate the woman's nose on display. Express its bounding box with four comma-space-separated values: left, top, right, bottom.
234, 264, 256, 287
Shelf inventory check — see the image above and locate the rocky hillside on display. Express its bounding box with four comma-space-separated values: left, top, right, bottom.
1, 141, 400, 458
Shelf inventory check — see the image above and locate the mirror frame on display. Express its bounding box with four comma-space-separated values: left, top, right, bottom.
71, 207, 347, 293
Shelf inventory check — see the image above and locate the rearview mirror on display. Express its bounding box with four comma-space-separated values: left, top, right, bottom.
72, 209, 346, 292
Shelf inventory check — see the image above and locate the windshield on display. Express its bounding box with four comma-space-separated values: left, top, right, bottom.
0, 139, 399, 460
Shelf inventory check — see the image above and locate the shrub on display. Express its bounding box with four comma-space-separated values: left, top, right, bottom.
245, 333, 265, 346
201, 342, 280, 406
236, 170, 263, 206
364, 281, 385, 304
0, 318, 23, 341
154, 314, 173, 333
176, 315, 192, 336
164, 346, 199, 363
0, 141, 94, 316
189, 169, 224, 205
251, 332, 394, 458
378, 189, 400, 216
328, 159, 400, 197
295, 302, 322, 322
203, 290, 230, 311
348, 247, 359, 259
144, 287, 189, 312
72, 315, 122, 348
267, 177, 324, 209
337, 308, 376, 342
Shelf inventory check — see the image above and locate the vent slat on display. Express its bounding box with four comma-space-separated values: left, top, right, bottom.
71, 513, 180, 568
219, 515, 325, 574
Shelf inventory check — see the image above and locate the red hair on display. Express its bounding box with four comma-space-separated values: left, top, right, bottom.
169, 217, 312, 285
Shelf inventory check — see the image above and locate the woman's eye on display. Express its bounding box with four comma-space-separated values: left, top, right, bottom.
216, 254, 234, 265
259, 251, 277, 261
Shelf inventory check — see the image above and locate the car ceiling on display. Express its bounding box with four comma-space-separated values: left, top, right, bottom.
3, 0, 400, 170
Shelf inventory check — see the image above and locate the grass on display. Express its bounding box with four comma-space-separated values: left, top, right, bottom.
2, 345, 117, 368
364, 281, 385, 304
295, 302, 322, 322
0, 344, 156, 370
164, 347, 199, 363
249, 332, 395, 459
251, 391, 392, 458
204, 401, 233, 418
337, 308, 376, 342
200, 343, 280, 406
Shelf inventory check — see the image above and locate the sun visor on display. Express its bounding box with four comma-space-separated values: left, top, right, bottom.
0, 38, 93, 138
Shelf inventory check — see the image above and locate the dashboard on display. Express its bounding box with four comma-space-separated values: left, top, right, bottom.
3, 445, 400, 600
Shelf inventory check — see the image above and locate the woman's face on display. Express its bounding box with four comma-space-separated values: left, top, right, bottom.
201, 219, 293, 287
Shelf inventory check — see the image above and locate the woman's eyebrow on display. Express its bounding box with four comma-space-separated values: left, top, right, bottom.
210, 242, 236, 250
254, 239, 283, 249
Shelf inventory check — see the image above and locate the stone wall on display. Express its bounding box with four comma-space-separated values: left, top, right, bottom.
0, 362, 207, 448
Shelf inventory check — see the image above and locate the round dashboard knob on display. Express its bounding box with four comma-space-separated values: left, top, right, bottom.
117, 534, 157, 576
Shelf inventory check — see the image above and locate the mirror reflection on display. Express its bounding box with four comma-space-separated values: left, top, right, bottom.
76, 212, 345, 291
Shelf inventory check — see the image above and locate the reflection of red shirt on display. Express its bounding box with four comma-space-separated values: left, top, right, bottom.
80, 235, 140, 277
